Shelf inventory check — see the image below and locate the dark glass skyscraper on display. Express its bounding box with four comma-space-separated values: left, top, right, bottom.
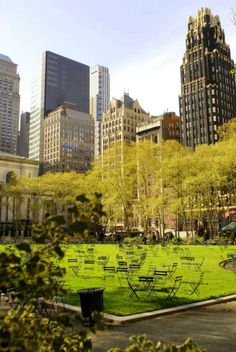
179, 8, 236, 149
29, 51, 89, 161
44, 51, 89, 114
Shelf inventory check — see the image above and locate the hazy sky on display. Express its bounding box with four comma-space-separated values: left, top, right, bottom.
0, 0, 235, 115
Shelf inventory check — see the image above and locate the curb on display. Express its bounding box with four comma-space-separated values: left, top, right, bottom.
52, 293, 236, 325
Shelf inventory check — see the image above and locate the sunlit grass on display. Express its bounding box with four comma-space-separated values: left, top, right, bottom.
60, 244, 236, 315
1, 243, 236, 316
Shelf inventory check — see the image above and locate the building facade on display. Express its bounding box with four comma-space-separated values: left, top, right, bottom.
29, 51, 90, 162
179, 8, 236, 149
43, 104, 93, 173
136, 112, 180, 143
90, 65, 110, 158
102, 92, 149, 152
17, 111, 30, 157
0, 152, 38, 235
0, 54, 20, 154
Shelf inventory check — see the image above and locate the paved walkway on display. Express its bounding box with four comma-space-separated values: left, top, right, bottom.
1, 295, 236, 351
91, 300, 236, 352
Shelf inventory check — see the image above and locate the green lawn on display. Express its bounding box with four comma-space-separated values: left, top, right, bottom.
59, 244, 236, 315
1, 243, 236, 316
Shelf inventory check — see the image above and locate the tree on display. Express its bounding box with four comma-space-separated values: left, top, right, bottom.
93, 143, 137, 232
0, 193, 105, 351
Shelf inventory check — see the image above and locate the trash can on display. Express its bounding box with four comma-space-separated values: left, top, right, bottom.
78, 287, 104, 323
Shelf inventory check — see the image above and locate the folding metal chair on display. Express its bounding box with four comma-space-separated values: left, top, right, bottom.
117, 267, 128, 287
154, 270, 168, 283
68, 265, 81, 277
183, 272, 205, 295
117, 261, 127, 268
194, 257, 205, 271
83, 259, 95, 278
153, 275, 182, 300
165, 276, 182, 299
128, 263, 141, 276
97, 255, 109, 269
103, 266, 116, 284
165, 263, 178, 280
126, 275, 154, 300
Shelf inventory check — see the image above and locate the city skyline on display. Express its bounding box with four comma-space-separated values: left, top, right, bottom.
1, 1, 235, 116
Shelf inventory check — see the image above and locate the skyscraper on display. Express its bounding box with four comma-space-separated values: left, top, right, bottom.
90, 65, 110, 157
0, 54, 20, 154
179, 8, 236, 149
29, 51, 90, 161
17, 111, 30, 157
43, 104, 93, 174
102, 92, 149, 152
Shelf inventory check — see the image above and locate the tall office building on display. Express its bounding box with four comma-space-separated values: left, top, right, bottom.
90, 65, 110, 157
43, 104, 93, 173
102, 92, 149, 152
179, 8, 236, 149
29, 51, 90, 162
0, 54, 20, 154
17, 111, 30, 157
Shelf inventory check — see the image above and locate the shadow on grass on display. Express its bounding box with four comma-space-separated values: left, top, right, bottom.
65, 287, 204, 316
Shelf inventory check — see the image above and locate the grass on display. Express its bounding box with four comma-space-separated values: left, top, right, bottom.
59, 244, 236, 315
1, 243, 236, 316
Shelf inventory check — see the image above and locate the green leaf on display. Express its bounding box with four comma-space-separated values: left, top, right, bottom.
16, 243, 31, 253
69, 220, 88, 233
76, 194, 89, 203
47, 214, 65, 225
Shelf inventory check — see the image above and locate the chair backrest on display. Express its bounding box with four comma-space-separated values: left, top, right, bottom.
154, 270, 168, 283
174, 275, 182, 284
104, 266, 116, 272
154, 270, 168, 277
172, 276, 182, 292
117, 267, 128, 273
138, 276, 154, 284
169, 262, 178, 272
98, 256, 109, 267
84, 259, 95, 265
129, 264, 141, 271
180, 256, 195, 261
118, 261, 127, 268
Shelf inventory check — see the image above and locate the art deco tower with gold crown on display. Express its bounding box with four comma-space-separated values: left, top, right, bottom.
179, 8, 236, 149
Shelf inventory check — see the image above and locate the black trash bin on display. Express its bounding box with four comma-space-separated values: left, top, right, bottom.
78, 287, 104, 323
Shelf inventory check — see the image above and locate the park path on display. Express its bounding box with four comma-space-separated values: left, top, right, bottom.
91, 300, 236, 352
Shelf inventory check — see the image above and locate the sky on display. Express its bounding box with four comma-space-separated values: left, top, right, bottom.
0, 0, 235, 116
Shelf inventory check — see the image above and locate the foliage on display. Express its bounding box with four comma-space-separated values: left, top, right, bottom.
6, 120, 236, 238
107, 334, 205, 352
0, 305, 92, 352
0, 193, 104, 352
